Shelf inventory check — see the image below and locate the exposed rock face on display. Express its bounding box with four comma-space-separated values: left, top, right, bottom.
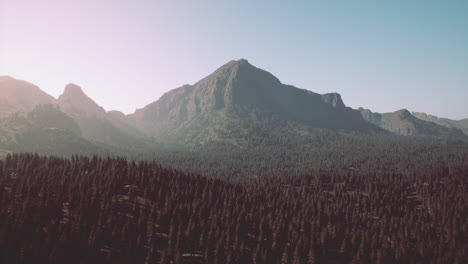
131, 59, 377, 138
381, 109, 417, 136
57, 84, 144, 148
1, 59, 467, 150
412, 112, 440, 123
359, 108, 467, 139
58, 83, 106, 119
321, 93, 345, 109
0, 76, 56, 117
413, 112, 468, 136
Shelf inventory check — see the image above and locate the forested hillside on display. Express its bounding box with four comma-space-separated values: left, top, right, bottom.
0, 153, 466, 264
134, 124, 468, 180
0, 105, 104, 157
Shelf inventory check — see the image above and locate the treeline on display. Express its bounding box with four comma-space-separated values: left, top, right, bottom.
0, 153, 466, 263
137, 131, 468, 180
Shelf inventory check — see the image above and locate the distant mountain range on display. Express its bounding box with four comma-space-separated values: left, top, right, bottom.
411, 111, 468, 136
0, 59, 466, 156
358, 108, 466, 139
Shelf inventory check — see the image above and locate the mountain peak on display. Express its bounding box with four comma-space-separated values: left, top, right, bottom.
222, 58, 251, 67
208, 58, 258, 80
235, 58, 250, 65
58, 84, 106, 118
394, 109, 412, 119
0, 76, 56, 117
173, 58, 283, 110
63, 83, 86, 97
133, 59, 380, 138
0, 75, 16, 81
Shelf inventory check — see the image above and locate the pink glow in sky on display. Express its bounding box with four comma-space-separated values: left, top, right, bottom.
1, 0, 467, 118
0, 0, 226, 114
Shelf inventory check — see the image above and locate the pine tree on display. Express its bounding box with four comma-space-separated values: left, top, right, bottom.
281, 246, 289, 264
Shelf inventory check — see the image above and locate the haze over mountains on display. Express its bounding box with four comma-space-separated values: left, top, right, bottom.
0, 76, 55, 117
0, 59, 466, 157
358, 108, 466, 139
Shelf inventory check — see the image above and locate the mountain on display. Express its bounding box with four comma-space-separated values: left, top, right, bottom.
57, 84, 146, 149
0, 76, 55, 118
130, 59, 380, 144
57, 83, 107, 119
358, 108, 467, 140
0, 104, 102, 156
0, 77, 145, 154
1, 60, 467, 157
412, 112, 468, 136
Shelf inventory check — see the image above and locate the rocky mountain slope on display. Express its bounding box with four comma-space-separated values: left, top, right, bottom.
358, 108, 466, 140
130, 59, 380, 144
57, 84, 145, 149
412, 112, 468, 136
0, 59, 466, 156
0, 76, 55, 118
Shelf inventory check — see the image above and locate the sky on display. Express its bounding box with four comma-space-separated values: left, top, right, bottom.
1, 0, 467, 119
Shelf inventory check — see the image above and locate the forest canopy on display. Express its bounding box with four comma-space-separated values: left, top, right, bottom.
0, 153, 466, 264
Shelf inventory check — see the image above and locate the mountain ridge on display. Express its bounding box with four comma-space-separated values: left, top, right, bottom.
358, 107, 467, 140
129, 59, 381, 142
1, 59, 466, 150
0, 76, 56, 118
412, 111, 468, 136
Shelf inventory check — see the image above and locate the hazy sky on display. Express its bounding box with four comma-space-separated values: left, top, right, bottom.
1, 0, 467, 119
